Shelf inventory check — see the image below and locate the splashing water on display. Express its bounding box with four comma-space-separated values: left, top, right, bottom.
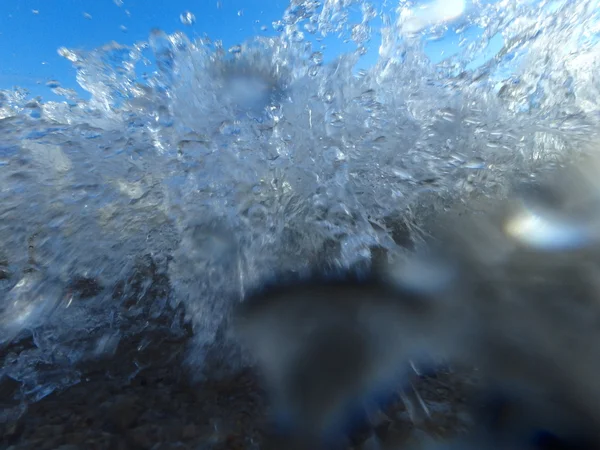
1, 0, 600, 398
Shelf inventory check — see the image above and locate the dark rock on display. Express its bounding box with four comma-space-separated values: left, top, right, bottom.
3, 417, 25, 443
69, 275, 103, 299
382, 215, 414, 250
0, 374, 21, 402
64, 431, 88, 445
128, 424, 165, 449
119, 255, 170, 309
181, 424, 198, 440
0, 329, 36, 363
150, 443, 189, 450
0, 266, 10, 280
102, 396, 141, 431
34, 424, 65, 438
370, 246, 389, 271
0, 255, 9, 280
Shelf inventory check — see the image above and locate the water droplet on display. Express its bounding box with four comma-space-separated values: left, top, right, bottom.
356, 45, 368, 56
391, 257, 455, 295
323, 147, 347, 164
228, 45, 242, 54
462, 157, 486, 169
120, 25, 128, 32
504, 206, 590, 251
46, 80, 61, 89
290, 30, 305, 42
113, 0, 124, 6
180, 11, 196, 26
272, 20, 285, 32
31, 9, 39, 15
83, 12, 92, 20
400, 0, 466, 35
57, 47, 79, 62
327, 111, 344, 128
94, 331, 120, 358
351, 23, 370, 44
310, 52, 324, 65
304, 22, 317, 34
237, 9, 244, 17
391, 168, 413, 181
244, 205, 269, 224
219, 121, 241, 136
261, 25, 268, 31
26, 101, 41, 119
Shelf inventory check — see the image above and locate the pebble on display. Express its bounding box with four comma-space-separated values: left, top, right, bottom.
102, 396, 140, 430
129, 424, 165, 449
181, 424, 198, 439
0, 374, 21, 401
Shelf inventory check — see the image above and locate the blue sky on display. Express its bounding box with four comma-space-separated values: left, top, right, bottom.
0, 0, 293, 99
0, 0, 502, 101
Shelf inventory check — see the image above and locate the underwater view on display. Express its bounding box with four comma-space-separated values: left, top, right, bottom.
1, 0, 600, 448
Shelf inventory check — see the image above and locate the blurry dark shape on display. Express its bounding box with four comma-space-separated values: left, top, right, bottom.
382, 215, 414, 250
0, 374, 21, 402
0, 251, 9, 281
0, 329, 36, 367
68, 275, 103, 299
421, 156, 600, 449
454, 385, 600, 450
113, 254, 170, 309
234, 155, 600, 449
232, 270, 457, 447
398, 379, 430, 427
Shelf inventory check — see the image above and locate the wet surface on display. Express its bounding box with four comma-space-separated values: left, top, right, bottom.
0, 281, 478, 450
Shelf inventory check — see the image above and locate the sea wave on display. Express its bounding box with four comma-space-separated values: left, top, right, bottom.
0, 0, 599, 399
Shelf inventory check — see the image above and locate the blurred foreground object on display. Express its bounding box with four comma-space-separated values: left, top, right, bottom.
232, 272, 460, 448
232, 154, 600, 449
427, 154, 600, 449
